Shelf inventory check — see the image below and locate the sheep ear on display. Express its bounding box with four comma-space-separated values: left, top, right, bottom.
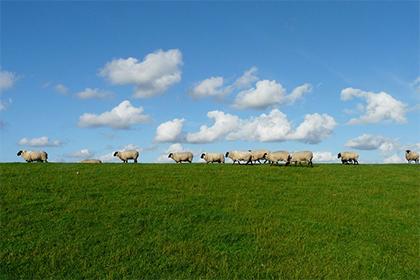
113, 152, 118, 156
17, 150, 22, 156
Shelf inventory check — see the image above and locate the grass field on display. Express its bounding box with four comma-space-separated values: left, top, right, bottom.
1, 163, 419, 279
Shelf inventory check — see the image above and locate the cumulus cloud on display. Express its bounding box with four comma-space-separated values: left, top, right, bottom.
233, 67, 259, 89
0, 70, 17, 93
383, 154, 405, 164
155, 118, 185, 143
76, 88, 113, 100
340, 88, 407, 124
54, 84, 69, 95
345, 134, 398, 152
313, 152, 336, 162
78, 100, 150, 129
18, 136, 62, 147
184, 109, 335, 144
68, 149, 93, 159
155, 143, 185, 163
233, 80, 312, 110
100, 49, 183, 98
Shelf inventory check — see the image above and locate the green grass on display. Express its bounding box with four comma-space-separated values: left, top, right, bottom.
1, 163, 419, 279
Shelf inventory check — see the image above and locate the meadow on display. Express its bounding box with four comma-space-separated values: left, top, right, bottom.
1, 163, 419, 279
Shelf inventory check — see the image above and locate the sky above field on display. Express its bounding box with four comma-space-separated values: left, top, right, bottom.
1, 1, 419, 163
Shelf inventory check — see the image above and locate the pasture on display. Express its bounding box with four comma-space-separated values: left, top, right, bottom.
1, 163, 419, 279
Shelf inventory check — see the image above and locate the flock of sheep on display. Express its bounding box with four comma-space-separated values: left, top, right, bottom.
16, 149, 420, 165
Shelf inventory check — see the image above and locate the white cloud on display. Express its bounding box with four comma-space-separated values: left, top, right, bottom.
68, 149, 93, 159
340, 88, 407, 124
18, 136, 62, 147
186, 109, 336, 144
76, 88, 113, 100
54, 84, 69, 95
313, 152, 336, 162
232, 66, 259, 89
100, 49, 183, 98
190, 77, 225, 99
186, 111, 240, 143
155, 143, 185, 163
155, 118, 185, 143
0, 70, 17, 93
233, 80, 312, 110
383, 154, 405, 164
410, 77, 420, 94
345, 134, 398, 152
121, 143, 141, 151
78, 100, 150, 129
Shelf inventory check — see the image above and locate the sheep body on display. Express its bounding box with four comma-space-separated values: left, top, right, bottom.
80, 159, 102, 163
266, 151, 289, 165
200, 152, 225, 163
225, 151, 252, 165
337, 151, 359, 165
249, 149, 269, 164
17, 150, 48, 163
287, 151, 313, 167
405, 150, 419, 164
168, 152, 193, 163
113, 150, 139, 163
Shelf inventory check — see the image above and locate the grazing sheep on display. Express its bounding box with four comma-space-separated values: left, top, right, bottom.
337, 151, 359, 165
200, 152, 225, 164
113, 150, 139, 163
287, 151, 313, 167
249, 149, 269, 164
266, 151, 289, 165
405, 150, 419, 164
80, 159, 102, 163
17, 150, 48, 163
168, 152, 193, 163
225, 151, 253, 165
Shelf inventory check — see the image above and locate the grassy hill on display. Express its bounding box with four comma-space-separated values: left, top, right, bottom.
1, 163, 419, 279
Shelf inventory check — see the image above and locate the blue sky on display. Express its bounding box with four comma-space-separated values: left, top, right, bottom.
1, 1, 419, 163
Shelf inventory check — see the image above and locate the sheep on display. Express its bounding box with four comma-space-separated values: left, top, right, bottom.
168, 152, 193, 163
248, 149, 269, 164
405, 150, 419, 164
337, 151, 359, 165
17, 150, 48, 163
225, 151, 253, 165
265, 151, 289, 165
200, 152, 225, 164
287, 151, 313, 167
80, 159, 102, 163
113, 150, 139, 163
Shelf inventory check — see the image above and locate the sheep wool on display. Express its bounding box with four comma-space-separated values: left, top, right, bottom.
168, 152, 193, 163
225, 151, 252, 165
266, 151, 289, 165
405, 150, 419, 164
249, 150, 269, 164
200, 152, 225, 163
113, 150, 139, 163
17, 150, 48, 163
287, 151, 313, 167
337, 151, 359, 165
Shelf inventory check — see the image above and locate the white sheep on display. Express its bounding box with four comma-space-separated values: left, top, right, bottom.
225, 151, 253, 165
405, 150, 419, 164
200, 152, 225, 164
80, 159, 102, 163
168, 152, 193, 163
287, 151, 313, 167
113, 150, 139, 163
249, 149, 269, 164
17, 150, 48, 163
337, 151, 359, 165
266, 151, 289, 165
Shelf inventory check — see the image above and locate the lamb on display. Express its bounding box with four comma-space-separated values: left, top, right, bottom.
80, 159, 102, 163
17, 150, 48, 163
200, 152, 225, 164
249, 149, 269, 164
287, 151, 313, 167
225, 151, 253, 165
337, 151, 359, 165
265, 151, 289, 165
405, 150, 419, 164
113, 150, 139, 163
168, 152, 193, 163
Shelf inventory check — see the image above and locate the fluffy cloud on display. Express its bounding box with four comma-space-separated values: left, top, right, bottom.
155, 143, 185, 163
68, 149, 93, 159
76, 88, 113, 100
233, 67, 259, 89
0, 70, 17, 93
383, 154, 405, 164
345, 134, 398, 152
183, 109, 335, 144
233, 80, 312, 109
78, 100, 150, 129
18, 136, 62, 147
313, 152, 336, 162
155, 118, 185, 143
340, 88, 407, 124
54, 84, 69, 95
186, 111, 240, 143
100, 49, 183, 98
